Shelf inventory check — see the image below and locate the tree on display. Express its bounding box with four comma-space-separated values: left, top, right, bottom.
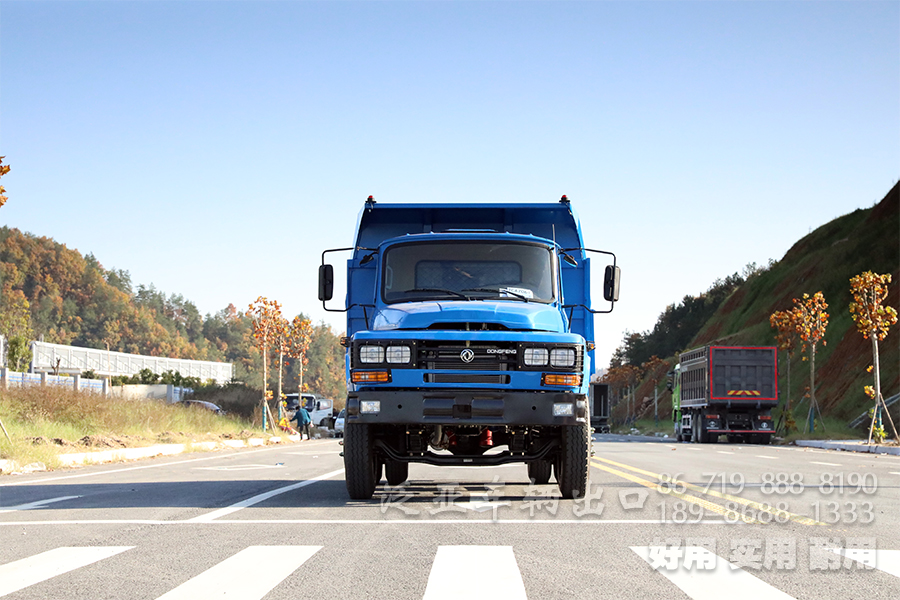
770, 309, 800, 434
849, 272, 899, 443
271, 315, 290, 407
641, 355, 668, 425
791, 292, 828, 433
0, 156, 9, 209
602, 363, 643, 423
285, 315, 313, 393
0, 290, 33, 371
248, 296, 283, 431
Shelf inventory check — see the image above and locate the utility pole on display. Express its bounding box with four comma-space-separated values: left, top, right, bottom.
654, 385, 659, 427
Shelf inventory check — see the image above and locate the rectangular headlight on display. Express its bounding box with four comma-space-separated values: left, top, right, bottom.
553, 402, 575, 417
360, 400, 381, 414
385, 346, 411, 364
550, 348, 576, 368
359, 345, 384, 364
524, 347, 549, 366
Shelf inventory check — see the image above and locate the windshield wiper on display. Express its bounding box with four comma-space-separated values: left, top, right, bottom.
401, 288, 470, 300
463, 287, 531, 302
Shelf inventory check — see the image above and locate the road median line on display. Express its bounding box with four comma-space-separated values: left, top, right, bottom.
589, 459, 760, 524
592, 456, 826, 526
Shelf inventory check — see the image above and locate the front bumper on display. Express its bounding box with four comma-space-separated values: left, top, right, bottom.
346, 389, 587, 426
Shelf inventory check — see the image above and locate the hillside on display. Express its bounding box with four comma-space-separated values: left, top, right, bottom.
0, 227, 346, 399
620, 183, 899, 427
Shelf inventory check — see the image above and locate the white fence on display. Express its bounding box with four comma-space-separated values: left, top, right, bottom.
0, 368, 190, 401
29, 340, 233, 384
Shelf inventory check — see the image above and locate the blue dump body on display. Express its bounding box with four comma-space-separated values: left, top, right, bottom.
319, 198, 619, 499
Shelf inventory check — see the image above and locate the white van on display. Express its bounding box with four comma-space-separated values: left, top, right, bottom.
301, 394, 334, 429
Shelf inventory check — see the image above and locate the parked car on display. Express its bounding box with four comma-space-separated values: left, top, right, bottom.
177, 400, 225, 415
334, 409, 345, 437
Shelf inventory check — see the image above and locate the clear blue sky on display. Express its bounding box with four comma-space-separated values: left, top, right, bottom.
2, 1, 898, 370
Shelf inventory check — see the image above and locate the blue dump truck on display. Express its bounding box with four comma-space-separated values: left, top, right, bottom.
318, 197, 620, 499
668, 345, 778, 445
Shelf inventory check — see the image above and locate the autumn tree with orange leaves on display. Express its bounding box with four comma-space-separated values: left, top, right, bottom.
792, 292, 828, 433
248, 296, 283, 431
603, 363, 643, 423
285, 315, 314, 393
849, 271, 899, 443
0, 156, 9, 209
770, 309, 800, 434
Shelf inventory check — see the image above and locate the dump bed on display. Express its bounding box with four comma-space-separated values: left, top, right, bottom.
680, 346, 778, 409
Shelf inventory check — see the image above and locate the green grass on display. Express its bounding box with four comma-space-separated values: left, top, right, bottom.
0, 386, 254, 468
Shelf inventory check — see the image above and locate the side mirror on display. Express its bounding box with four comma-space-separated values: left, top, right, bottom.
318, 264, 334, 301
603, 265, 621, 302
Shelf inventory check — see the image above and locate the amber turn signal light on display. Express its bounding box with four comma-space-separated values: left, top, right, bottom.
542, 373, 582, 387
351, 370, 391, 383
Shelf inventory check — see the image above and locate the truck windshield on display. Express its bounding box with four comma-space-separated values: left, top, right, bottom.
382, 241, 556, 304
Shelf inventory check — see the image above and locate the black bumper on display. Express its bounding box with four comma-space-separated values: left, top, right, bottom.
346, 389, 587, 426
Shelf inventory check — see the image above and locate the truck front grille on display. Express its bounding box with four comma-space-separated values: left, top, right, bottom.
418, 342, 518, 372
425, 374, 511, 384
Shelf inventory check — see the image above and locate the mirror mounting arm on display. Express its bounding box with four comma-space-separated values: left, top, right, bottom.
560, 247, 621, 310
319, 246, 376, 312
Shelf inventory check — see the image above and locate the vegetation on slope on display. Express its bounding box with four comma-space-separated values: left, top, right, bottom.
0, 227, 347, 400
608, 183, 900, 432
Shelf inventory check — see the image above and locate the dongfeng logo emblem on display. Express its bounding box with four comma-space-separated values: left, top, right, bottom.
460, 349, 475, 363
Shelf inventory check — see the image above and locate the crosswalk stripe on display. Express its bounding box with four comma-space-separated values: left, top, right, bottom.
155, 546, 321, 600
423, 546, 527, 600
631, 546, 795, 600
0, 546, 133, 597
830, 548, 900, 578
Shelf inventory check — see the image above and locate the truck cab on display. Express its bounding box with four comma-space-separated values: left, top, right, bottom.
319, 198, 619, 499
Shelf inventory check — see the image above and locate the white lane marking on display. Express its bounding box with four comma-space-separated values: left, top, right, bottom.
194, 464, 285, 471
0, 518, 736, 526
0, 546, 133, 597
810, 461, 841, 467
830, 548, 900, 578
424, 546, 526, 600
0, 444, 322, 487
717, 451, 734, 455
0, 496, 82, 513
631, 546, 795, 600
685, 448, 702, 451
155, 546, 321, 600
185, 468, 344, 522
890, 472, 900, 476
755, 455, 778, 460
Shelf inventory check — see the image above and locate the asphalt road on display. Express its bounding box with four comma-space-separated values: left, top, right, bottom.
1, 435, 898, 599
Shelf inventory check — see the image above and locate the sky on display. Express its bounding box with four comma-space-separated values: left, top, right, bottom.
1, 1, 898, 371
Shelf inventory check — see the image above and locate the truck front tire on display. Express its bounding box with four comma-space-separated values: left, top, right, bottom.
557, 422, 590, 499
344, 422, 377, 499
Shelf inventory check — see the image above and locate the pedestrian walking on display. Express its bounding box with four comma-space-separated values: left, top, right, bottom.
291, 405, 312, 440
